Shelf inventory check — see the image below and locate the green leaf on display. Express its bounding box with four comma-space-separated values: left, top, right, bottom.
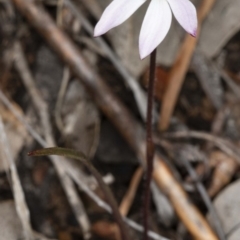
28, 147, 87, 161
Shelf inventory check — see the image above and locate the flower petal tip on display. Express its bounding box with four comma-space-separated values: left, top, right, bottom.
190, 28, 197, 38
139, 48, 150, 60
93, 32, 99, 37
93, 27, 103, 37
139, 45, 156, 59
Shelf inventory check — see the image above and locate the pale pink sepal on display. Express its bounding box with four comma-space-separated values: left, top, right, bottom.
94, 0, 146, 37
167, 0, 197, 37
139, 0, 172, 59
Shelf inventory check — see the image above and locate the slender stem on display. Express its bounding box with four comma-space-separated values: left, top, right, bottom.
143, 48, 157, 240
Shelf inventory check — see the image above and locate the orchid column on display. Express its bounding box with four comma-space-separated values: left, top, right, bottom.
94, 0, 197, 238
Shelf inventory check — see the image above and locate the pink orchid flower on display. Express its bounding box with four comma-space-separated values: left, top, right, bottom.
94, 0, 197, 59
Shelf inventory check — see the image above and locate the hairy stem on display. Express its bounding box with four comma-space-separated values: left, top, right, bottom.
143, 49, 157, 240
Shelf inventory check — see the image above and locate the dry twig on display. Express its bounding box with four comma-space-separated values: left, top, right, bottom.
54, 66, 70, 131
0, 116, 33, 240
163, 130, 240, 164
119, 166, 143, 217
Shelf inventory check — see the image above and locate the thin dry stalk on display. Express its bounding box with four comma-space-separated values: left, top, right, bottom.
163, 131, 240, 164
54, 66, 70, 131
102, 167, 144, 240
56, 0, 64, 26
0, 116, 33, 240
119, 167, 143, 216
55, 0, 70, 132
10, 1, 218, 239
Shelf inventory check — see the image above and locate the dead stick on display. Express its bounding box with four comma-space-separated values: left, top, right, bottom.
119, 167, 143, 217
11, 0, 218, 239
159, 0, 217, 131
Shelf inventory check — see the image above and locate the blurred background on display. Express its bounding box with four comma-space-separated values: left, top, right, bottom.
1, 0, 240, 239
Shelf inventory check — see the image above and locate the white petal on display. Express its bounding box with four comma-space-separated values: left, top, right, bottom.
94, 0, 146, 37
167, 0, 197, 36
139, 0, 172, 59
